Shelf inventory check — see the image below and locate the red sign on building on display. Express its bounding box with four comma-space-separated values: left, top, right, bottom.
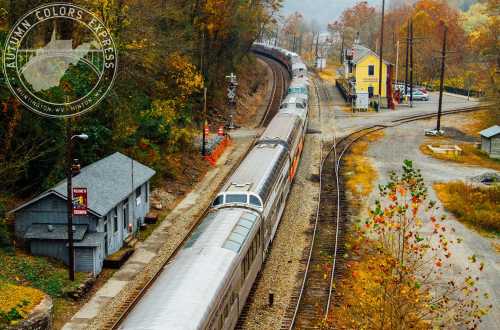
73, 188, 88, 215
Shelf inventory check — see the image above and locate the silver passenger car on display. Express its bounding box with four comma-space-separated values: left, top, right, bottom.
121, 43, 309, 330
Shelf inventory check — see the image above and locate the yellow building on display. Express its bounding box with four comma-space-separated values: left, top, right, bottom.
343, 43, 392, 104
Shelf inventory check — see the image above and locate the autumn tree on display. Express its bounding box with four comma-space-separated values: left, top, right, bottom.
467, 0, 499, 101
0, 0, 280, 192
327, 161, 490, 329
328, 1, 378, 51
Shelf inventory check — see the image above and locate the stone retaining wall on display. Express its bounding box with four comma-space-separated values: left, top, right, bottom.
7, 295, 52, 330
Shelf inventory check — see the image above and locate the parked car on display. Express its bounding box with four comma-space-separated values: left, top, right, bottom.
411, 89, 429, 101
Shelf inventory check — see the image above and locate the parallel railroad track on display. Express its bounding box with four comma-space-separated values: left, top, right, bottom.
106, 54, 290, 330
280, 78, 488, 329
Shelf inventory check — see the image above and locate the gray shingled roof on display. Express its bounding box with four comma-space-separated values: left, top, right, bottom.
12, 152, 155, 217
73, 232, 105, 247
25, 224, 87, 240
480, 125, 500, 138
352, 44, 391, 65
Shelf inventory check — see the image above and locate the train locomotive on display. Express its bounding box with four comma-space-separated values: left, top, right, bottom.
119, 43, 309, 330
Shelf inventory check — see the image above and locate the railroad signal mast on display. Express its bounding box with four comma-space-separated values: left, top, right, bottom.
226, 73, 238, 129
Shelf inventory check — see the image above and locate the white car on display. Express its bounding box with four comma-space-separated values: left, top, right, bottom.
411, 89, 429, 101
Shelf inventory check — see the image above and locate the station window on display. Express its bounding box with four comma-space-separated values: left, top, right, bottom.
368, 65, 375, 76
113, 208, 118, 233
123, 201, 129, 229
368, 86, 374, 98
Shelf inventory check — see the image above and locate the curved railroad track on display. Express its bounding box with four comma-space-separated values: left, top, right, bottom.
105, 54, 290, 330
257, 54, 290, 127
281, 78, 489, 329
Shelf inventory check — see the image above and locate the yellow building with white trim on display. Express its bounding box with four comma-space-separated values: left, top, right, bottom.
343, 43, 392, 102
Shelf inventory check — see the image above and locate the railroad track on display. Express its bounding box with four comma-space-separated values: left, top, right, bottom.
257, 54, 290, 127
280, 79, 488, 329
106, 54, 290, 330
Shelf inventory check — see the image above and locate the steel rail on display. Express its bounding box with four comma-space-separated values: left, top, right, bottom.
287, 77, 325, 328
287, 79, 488, 328
257, 54, 289, 127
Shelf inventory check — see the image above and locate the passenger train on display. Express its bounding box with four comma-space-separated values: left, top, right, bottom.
120, 43, 310, 330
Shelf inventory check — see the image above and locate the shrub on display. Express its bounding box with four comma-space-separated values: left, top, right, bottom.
434, 181, 500, 234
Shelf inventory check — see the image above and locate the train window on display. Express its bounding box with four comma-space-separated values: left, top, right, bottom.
238, 218, 253, 229
229, 231, 246, 245
212, 195, 224, 207
249, 195, 262, 207
233, 225, 249, 237
226, 194, 247, 204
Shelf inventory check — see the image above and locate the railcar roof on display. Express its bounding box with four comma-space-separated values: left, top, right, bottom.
223, 144, 288, 202
259, 113, 301, 146
119, 208, 259, 330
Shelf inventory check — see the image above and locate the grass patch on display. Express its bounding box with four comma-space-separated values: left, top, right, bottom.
343, 131, 384, 211
0, 282, 45, 326
420, 142, 500, 171
0, 251, 87, 298
434, 181, 500, 236
461, 108, 500, 136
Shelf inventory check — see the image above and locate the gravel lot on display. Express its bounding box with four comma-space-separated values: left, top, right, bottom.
240, 80, 323, 329
366, 113, 499, 329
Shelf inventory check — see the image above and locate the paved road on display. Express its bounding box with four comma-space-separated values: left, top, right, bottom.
329, 90, 481, 138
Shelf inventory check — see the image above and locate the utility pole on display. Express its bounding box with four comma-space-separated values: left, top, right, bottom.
436, 24, 447, 133
395, 39, 400, 84
340, 33, 345, 64
201, 87, 207, 156
378, 0, 386, 110
409, 19, 414, 108
315, 33, 319, 68
404, 19, 409, 97
66, 117, 75, 281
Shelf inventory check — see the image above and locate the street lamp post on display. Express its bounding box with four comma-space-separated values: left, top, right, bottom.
66, 118, 88, 281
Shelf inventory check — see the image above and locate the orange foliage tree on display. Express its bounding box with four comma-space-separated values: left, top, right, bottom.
326, 160, 491, 329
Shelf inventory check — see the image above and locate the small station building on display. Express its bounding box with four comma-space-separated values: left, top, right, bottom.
10, 152, 155, 275
338, 40, 393, 108
480, 125, 500, 159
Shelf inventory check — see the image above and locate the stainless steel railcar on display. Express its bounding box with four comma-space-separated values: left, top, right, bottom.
119, 44, 309, 330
